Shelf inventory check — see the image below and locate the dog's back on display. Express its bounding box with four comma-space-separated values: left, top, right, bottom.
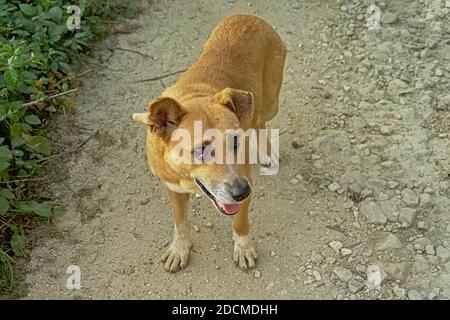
167, 14, 286, 128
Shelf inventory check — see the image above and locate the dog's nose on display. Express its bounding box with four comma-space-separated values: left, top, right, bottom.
230, 180, 251, 202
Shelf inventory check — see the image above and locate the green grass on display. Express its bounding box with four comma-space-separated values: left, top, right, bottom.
0, 0, 137, 296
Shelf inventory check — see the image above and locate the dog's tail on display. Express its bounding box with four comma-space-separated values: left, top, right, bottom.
132, 112, 148, 124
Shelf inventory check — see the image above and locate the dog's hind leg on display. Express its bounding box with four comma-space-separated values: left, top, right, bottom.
161, 188, 192, 272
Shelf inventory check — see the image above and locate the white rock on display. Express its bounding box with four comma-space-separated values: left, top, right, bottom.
367, 265, 388, 290
329, 241, 343, 252
328, 182, 340, 192
312, 270, 322, 281
341, 248, 352, 256
417, 221, 429, 230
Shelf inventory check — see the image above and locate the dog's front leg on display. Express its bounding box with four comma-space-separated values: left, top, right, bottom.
161, 188, 192, 272
232, 197, 257, 270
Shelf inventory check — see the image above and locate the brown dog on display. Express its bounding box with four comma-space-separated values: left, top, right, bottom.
133, 14, 286, 272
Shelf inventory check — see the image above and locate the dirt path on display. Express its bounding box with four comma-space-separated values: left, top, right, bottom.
25, 0, 449, 299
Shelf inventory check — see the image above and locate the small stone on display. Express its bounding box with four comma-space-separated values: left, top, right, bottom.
436, 246, 450, 262
425, 245, 435, 255
387, 181, 399, 189
341, 248, 352, 256
414, 237, 432, 251
398, 208, 417, 227
376, 233, 403, 251
408, 289, 423, 300
193, 225, 200, 232
329, 241, 344, 252
420, 193, 432, 205
424, 187, 434, 194
254, 270, 261, 278
205, 222, 213, 228
290, 178, 300, 185
417, 221, 428, 230
360, 189, 373, 198
380, 126, 392, 135
381, 12, 398, 24
139, 198, 151, 205
401, 188, 419, 207
310, 251, 324, 264
325, 257, 336, 265
387, 79, 411, 96
360, 201, 387, 225
437, 95, 450, 110
348, 279, 365, 293
270, 251, 276, 257
312, 270, 322, 281
428, 288, 440, 300
333, 267, 353, 282
328, 182, 340, 192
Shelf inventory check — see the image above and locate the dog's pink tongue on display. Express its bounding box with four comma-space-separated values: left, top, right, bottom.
218, 202, 240, 215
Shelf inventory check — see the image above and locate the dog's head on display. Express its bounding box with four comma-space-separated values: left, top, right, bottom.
133, 87, 254, 216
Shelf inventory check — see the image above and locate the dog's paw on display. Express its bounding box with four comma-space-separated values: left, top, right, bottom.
233, 233, 257, 271
161, 239, 192, 273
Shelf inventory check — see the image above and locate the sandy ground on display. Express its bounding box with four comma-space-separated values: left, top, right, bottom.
23, 0, 449, 299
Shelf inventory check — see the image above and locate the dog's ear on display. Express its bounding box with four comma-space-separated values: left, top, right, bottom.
148, 97, 186, 138
214, 88, 254, 121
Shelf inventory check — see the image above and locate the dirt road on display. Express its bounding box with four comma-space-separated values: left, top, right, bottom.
25, 0, 449, 299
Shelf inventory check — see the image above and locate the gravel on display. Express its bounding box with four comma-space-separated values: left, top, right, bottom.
333, 267, 353, 283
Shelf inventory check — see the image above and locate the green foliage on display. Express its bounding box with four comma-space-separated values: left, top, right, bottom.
0, 0, 133, 295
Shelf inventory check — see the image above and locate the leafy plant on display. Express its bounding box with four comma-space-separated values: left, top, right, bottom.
0, 0, 134, 295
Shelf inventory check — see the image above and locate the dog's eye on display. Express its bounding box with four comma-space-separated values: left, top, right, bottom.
193, 143, 213, 162
193, 146, 205, 161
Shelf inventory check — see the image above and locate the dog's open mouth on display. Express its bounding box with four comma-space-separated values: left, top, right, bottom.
194, 179, 240, 215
